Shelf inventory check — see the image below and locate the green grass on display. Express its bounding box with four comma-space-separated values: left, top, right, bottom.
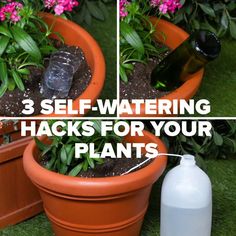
1, 158, 236, 236
193, 39, 236, 117
141, 157, 236, 236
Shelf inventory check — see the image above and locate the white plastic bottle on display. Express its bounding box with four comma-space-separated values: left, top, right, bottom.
160, 154, 212, 236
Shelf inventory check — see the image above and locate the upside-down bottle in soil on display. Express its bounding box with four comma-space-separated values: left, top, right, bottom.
160, 155, 212, 236
151, 30, 221, 91
41, 47, 82, 99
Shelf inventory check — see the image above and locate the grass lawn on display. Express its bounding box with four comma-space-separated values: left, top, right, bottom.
189, 39, 236, 117
1, 158, 235, 236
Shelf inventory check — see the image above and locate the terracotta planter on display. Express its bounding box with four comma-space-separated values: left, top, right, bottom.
38, 13, 106, 117
120, 18, 204, 117
0, 120, 32, 145
23, 131, 167, 236
0, 132, 43, 229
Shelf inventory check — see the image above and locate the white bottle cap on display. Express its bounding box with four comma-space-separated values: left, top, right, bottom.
180, 154, 196, 166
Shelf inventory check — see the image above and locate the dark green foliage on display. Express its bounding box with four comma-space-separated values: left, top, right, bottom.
120, 1, 167, 82
0, 1, 59, 97
160, 120, 236, 168
35, 120, 122, 177
171, 0, 236, 38
72, 0, 114, 25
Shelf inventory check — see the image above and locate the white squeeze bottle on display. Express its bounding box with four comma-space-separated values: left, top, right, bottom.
160, 154, 212, 236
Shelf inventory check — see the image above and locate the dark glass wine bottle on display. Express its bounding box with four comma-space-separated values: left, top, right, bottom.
151, 30, 221, 91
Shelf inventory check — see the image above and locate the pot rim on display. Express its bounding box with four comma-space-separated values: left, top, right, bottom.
121, 18, 204, 117
23, 131, 167, 197
37, 13, 106, 118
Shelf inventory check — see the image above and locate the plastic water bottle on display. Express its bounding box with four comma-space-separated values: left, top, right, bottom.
160, 155, 212, 236
41, 47, 83, 99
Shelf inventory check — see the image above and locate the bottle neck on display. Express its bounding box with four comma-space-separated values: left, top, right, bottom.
180, 154, 196, 167
190, 30, 221, 61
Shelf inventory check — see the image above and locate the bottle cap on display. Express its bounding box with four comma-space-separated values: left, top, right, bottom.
180, 154, 196, 166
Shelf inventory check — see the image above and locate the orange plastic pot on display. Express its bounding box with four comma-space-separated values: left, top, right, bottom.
120, 18, 204, 117
38, 13, 106, 117
23, 131, 167, 236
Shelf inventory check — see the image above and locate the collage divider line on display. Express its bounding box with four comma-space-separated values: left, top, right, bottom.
1, 117, 236, 120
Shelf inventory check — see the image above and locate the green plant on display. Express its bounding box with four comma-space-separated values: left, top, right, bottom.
171, 0, 236, 38
35, 120, 122, 177
120, 0, 182, 83
160, 120, 236, 168
0, 0, 58, 97
72, 0, 113, 25
120, 1, 167, 83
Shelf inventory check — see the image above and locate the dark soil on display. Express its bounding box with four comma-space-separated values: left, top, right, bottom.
0, 46, 92, 117
41, 153, 152, 178
78, 156, 152, 178
120, 53, 171, 101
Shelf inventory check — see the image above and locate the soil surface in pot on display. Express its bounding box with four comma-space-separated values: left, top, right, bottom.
78, 156, 152, 177
120, 49, 171, 101
41, 153, 152, 178
0, 44, 92, 117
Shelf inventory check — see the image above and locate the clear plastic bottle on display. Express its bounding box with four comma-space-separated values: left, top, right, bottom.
161, 155, 212, 236
41, 47, 82, 99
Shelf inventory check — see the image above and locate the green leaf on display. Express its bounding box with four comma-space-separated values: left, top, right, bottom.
52, 32, 65, 43
213, 3, 225, 11
84, 6, 92, 25
213, 131, 223, 146
8, 78, 16, 91
98, 0, 109, 19
60, 146, 68, 164
93, 120, 102, 134
5, 44, 16, 54
73, 4, 87, 24
83, 161, 88, 171
11, 70, 25, 91
199, 4, 216, 17
122, 63, 134, 71
191, 19, 200, 30
0, 26, 12, 38
173, 13, 184, 24
120, 65, 128, 83
85, 153, 95, 169
41, 145, 53, 157
120, 21, 144, 55
200, 22, 216, 33
45, 152, 57, 170
221, 11, 229, 29
34, 137, 48, 151
69, 163, 83, 176
0, 61, 8, 97
0, 35, 10, 56
86, 1, 105, 21
40, 45, 57, 55
59, 164, 68, 174
230, 21, 236, 39
18, 62, 43, 69
67, 146, 75, 165
17, 68, 30, 75
11, 25, 41, 62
